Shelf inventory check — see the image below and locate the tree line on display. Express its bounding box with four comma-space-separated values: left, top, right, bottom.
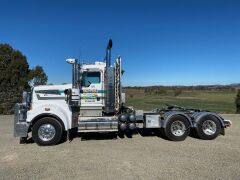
0, 44, 47, 114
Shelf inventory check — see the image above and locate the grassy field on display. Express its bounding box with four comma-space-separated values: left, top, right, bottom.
125, 88, 237, 113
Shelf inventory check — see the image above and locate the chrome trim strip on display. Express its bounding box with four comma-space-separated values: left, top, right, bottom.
36, 94, 65, 100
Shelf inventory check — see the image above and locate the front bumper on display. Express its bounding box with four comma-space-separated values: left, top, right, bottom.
14, 103, 29, 138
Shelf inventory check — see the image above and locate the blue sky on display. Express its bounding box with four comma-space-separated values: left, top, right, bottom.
0, 0, 240, 86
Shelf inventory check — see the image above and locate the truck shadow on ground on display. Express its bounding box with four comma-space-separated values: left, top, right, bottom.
75, 128, 202, 141
78, 132, 118, 141
76, 128, 169, 141
24, 137, 34, 144
24, 129, 197, 144
137, 128, 169, 140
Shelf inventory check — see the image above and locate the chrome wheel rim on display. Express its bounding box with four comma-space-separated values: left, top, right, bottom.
202, 120, 216, 135
170, 121, 186, 136
38, 124, 56, 141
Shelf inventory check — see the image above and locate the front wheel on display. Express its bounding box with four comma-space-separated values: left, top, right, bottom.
32, 117, 63, 146
195, 115, 221, 140
163, 115, 190, 141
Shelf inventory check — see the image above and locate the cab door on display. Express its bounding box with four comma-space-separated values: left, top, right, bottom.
80, 71, 104, 107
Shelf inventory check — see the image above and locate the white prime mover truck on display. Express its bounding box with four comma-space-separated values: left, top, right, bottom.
14, 40, 231, 146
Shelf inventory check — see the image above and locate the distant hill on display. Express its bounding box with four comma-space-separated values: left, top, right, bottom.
229, 83, 240, 88
124, 84, 240, 90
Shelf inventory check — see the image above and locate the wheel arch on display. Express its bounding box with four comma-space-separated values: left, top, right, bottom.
192, 112, 225, 128
30, 113, 66, 131
162, 111, 193, 128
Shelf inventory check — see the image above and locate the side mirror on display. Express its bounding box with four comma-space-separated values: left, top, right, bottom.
64, 89, 69, 95
66, 58, 76, 64
64, 89, 72, 104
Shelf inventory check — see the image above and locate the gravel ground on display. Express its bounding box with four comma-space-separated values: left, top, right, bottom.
0, 114, 239, 180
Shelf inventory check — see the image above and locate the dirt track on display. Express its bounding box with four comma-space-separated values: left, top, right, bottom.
0, 114, 240, 180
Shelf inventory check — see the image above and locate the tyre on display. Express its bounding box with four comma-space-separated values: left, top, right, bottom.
195, 115, 221, 140
32, 117, 63, 146
163, 115, 190, 141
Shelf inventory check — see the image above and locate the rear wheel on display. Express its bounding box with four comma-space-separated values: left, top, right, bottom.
32, 117, 63, 146
163, 115, 190, 141
195, 115, 221, 140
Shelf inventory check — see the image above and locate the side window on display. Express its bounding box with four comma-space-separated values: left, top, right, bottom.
82, 72, 101, 87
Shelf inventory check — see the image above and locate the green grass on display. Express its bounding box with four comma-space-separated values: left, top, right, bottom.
125, 89, 236, 113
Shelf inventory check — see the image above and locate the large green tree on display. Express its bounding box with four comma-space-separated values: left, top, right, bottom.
30, 66, 48, 86
0, 44, 48, 114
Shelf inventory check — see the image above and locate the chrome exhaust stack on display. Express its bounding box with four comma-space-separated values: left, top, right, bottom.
104, 39, 115, 114
105, 39, 112, 68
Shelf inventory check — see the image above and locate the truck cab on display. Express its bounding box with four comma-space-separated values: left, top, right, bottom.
80, 62, 105, 116
14, 40, 125, 145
